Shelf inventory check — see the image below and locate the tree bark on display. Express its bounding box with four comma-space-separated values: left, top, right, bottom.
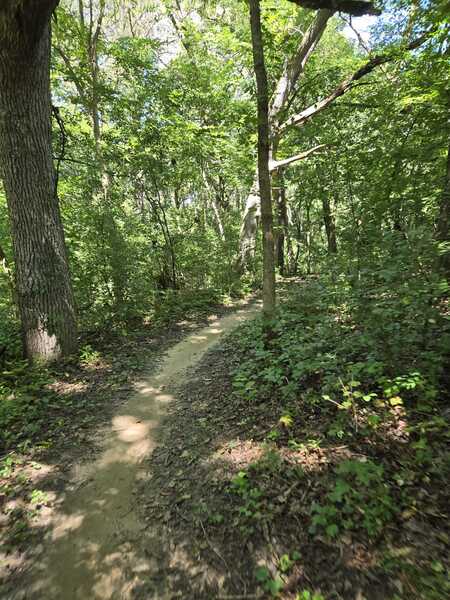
273, 170, 288, 274
0, 1, 78, 362
322, 195, 337, 254
437, 142, 450, 277
249, 0, 276, 320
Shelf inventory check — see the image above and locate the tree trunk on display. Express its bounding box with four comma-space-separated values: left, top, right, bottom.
236, 9, 332, 272
289, 204, 303, 275
249, 0, 276, 320
437, 142, 450, 277
273, 170, 288, 275
202, 171, 226, 241
306, 200, 313, 275
322, 195, 338, 254
0, 5, 77, 362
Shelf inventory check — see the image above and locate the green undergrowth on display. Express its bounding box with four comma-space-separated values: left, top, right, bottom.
0, 286, 238, 455
225, 275, 450, 598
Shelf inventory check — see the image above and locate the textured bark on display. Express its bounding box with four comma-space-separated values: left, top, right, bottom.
0, 2, 77, 362
249, 0, 276, 320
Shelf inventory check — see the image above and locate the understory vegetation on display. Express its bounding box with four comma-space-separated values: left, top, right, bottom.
226, 275, 449, 597
0, 0, 449, 598
137, 274, 449, 598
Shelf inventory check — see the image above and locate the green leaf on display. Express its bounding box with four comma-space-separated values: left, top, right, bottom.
255, 566, 270, 582
326, 523, 339, 537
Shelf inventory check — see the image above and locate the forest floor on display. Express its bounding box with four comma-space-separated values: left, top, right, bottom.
1, 281, 449, 600
132, 316, 449, 600
0, 295, 261, 599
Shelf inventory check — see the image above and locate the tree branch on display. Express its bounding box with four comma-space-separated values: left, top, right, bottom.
269, 144, 327, 171
270, 9, 332, 122
54, 45, 89, 107
279, 32, 430, 133
287, 0, 381, 16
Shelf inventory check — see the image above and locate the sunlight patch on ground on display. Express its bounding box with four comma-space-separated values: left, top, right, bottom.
51, 512, 85, 540
48, 380, 89, 395
210, 439, 265, 475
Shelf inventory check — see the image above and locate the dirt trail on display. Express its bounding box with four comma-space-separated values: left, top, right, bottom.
23, 300, 260, 600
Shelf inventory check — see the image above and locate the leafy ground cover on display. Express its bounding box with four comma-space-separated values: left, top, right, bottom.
137, 276, 449, 599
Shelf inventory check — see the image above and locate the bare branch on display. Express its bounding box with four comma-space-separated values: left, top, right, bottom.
341, 15, 371, 53
270, 9, 332, 121
269, 144, 327, 171
279, 32, 430, 133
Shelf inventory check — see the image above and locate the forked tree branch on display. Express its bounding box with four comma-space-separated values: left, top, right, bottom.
270, 9, 332, 120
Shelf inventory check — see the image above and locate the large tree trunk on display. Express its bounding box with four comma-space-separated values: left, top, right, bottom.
0, 2, 77, 362
249, 0, 276, 320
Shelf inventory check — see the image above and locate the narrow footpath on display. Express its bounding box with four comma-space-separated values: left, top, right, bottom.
23, 300, 261, 600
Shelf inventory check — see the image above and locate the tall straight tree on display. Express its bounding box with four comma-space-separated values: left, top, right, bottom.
237, 7, 332, 272
0, 1, 77, 362
248, 0, 276, 320
236, 1, 389, 273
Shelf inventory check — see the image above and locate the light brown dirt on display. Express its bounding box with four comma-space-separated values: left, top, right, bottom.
21, 300, 261, 600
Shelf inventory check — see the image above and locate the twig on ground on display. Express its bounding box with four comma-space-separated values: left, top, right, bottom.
199, 519, 247, 591
199, 518, 229, 568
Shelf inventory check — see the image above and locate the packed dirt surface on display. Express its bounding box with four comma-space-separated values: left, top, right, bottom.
13, 299, 261, 600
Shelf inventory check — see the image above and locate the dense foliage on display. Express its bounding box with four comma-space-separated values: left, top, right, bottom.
0, 0, 449, 597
